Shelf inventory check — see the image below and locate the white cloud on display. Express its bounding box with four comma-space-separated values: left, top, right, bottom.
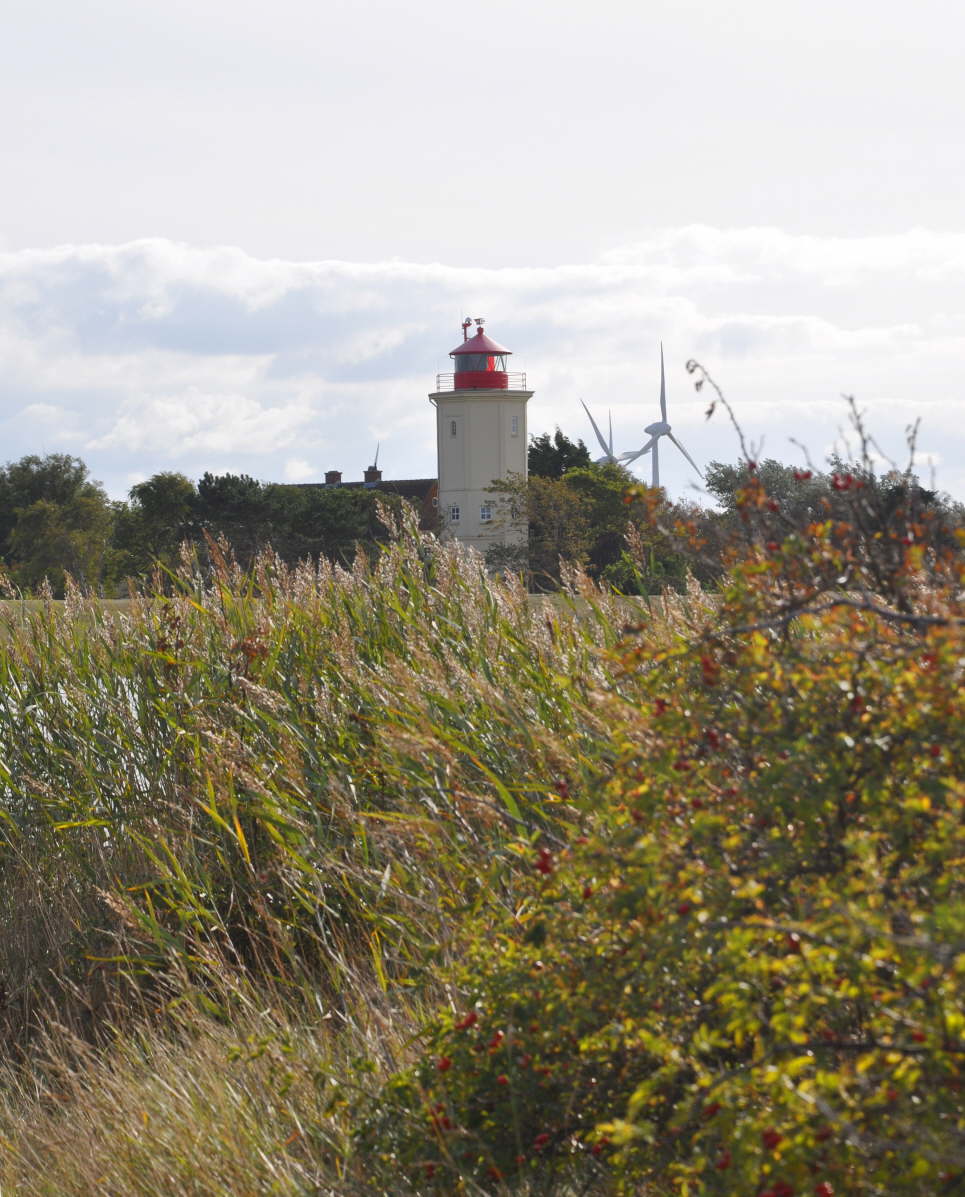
22, 402, 69, 424
87, 389, 318, 456
602, 226, 965, 282
282, 457, 314, 482
0, 229, 963, 501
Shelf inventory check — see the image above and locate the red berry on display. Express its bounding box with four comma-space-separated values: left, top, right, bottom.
911, 1030, 926, 1043
533, 1132, 551, 1150
582, 884, 593, 899
815, 1184, 834, 1196
436, 1056, 452, 1072
715, 1149, 732, 1170
454, 1011, 478, 1031
929, 743, 941, 758
762, 1127, 783, 1150
766, 540, 780, 552
496, 1074, 509, 1086
785, 932, 802, 954
702, 1101, 721, 1119
793, 469, 812, 481
773, 1183, 794, 1197
536, 847, 554, 875
677, 901, 692, 915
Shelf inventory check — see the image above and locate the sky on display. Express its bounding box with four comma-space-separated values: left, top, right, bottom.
2, 0, 963, 502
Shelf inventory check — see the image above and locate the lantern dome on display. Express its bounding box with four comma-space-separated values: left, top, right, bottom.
447, 320, 514, 390
448, 329, 512, 358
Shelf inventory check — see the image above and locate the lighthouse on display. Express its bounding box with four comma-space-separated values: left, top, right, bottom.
429, 318, 533, 555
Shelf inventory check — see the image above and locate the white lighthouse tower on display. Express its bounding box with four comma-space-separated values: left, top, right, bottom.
429, 318, 533, 555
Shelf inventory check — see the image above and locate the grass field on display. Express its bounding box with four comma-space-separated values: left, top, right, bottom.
0, 518, 961, 1195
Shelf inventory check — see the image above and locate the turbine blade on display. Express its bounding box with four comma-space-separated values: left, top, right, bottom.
619, 437, 656, 465
668, 432, 703, 478
607, 410, 614, 456
581, 399, 613, 459
659, 343, 667, 424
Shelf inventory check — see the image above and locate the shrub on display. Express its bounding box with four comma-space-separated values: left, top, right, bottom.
358, 457, 965, 1195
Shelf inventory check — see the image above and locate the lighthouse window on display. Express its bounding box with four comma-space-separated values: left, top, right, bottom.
480, 502, 494, 523
448, 504, 460, 523
450, 420, 457, 437
457, 354, 506, 372
511, 414, 519, 437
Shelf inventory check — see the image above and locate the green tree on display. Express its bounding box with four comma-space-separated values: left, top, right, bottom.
191, 474, 404, 572
262, 483, 402, 565
0, 454, 114, 594
487, 472, 591, 589
113, 472, 197, 578
705, 457, 830, 523
562, 463, 640, 577
528, 428, 591, 479
0, 454, 94, 559
489, 464, 697, 593
194, 472, 273, 568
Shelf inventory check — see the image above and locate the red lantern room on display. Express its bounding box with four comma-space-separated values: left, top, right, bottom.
441, 317, 525, 391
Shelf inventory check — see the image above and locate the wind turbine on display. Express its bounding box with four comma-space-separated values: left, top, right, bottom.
621, 344, 703, 488
580, 399, 619, 465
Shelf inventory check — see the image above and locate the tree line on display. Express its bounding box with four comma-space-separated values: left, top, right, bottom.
508, 428, 963, 592
0, 437, 961, 596
0, 456, 404, 596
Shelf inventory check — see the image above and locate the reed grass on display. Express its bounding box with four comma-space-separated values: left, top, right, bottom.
0, 513, 710, 1192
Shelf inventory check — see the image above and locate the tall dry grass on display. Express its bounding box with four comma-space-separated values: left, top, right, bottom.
0, 512, 710, 1192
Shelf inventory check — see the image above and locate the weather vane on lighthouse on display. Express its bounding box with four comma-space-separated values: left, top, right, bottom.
461, 316, 486, 341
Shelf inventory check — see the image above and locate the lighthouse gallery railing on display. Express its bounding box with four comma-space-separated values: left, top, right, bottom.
433, 372, 527, 392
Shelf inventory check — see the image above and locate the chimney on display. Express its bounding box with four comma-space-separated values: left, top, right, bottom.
363, 465, 383, 485
324, 469, 342, 486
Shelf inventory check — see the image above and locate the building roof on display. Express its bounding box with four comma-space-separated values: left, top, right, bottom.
449, 329, 512, 357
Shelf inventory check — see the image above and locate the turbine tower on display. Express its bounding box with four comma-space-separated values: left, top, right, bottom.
621, 344, 702, 489
580, 399, 619, 465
